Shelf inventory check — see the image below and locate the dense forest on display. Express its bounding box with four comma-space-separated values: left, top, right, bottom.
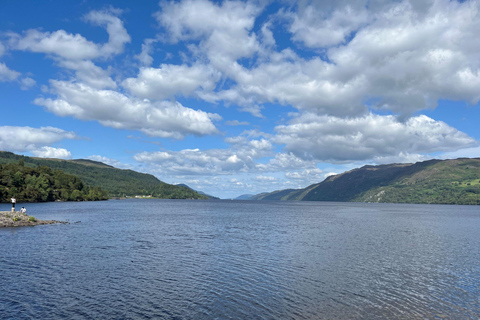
0, 160, 109, 203
0, 151, 208, 200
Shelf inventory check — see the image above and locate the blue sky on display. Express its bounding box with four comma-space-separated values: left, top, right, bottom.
0, 0, 479, 199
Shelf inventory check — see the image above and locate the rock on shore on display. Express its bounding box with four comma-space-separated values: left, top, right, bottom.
0, 211, 66, 228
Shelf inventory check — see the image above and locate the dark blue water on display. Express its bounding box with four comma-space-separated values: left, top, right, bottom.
1, 200, 479, 319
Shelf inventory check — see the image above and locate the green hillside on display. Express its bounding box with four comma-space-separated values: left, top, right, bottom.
175, 184, 219, 199
0, 161, 108, 203
0, 151, 208, 199
352, 158, 480, 205
254, 158, 480, 205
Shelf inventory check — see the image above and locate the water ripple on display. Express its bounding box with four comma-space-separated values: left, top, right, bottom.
1, 200, 480, 319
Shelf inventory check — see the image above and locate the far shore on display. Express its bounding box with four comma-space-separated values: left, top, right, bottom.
0, 211, 67, 228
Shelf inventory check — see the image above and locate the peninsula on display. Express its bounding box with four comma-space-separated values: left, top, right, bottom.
0, 211, 66, 228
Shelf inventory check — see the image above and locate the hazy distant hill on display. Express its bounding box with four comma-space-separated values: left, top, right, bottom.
176, 184, 219, 199
235, 194, 255, 200
253, 158, 480, 205
0, 151, 208, 199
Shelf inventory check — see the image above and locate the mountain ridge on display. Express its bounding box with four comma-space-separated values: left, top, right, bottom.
252, 158, 480, 205
0, 151, 208, 199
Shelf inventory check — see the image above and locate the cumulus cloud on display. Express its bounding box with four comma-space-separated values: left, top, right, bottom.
122, 63, 221, 100
135, 148, 252, 176
0, 62, 21, 82
213, 53, 367, 117
255, 175, 277, 182
3, 0, 480, 198
8, 29, 100, 60
30, 146, 72, 159
287, 2, 369, 47
438, 145, 480, 160
58, 60, 116, 89
84, 8, 131, 58
258, 152, 318, 172
20, 77, 36, 90
159, 0, 480, 119
225, 120, 250, 126
274, 113, 476, 162
8, 8, 130, 60
133, 131, 277, 176
284, 168, 339, 186
156, 0, 261, 70
34, 80, 221, 139
87, 155, 134, 169
135, 38, 158, 67
0, 126, 77, 158
133, 146, 331, 198
324, 0, 480, 116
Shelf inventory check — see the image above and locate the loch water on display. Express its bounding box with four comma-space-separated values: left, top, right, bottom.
0, 199, 479, 319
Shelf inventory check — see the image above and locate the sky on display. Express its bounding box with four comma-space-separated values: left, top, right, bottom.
0, 0, 479, 199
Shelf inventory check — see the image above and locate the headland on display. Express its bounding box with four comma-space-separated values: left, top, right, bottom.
0, 211, 66, 228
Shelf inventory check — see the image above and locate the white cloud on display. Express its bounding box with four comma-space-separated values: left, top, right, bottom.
438, 145, 480, 160
0, 63, 21, 82
135, 38, 158, 67
325, 0, 480, 116
134, 149, 249, 176
9, 29, 101, 60
211, 51, 368, 117
87, 155, 134, 169
274, 113, 476, 162
156, 0, 261, 70
34, 80, 221, 139
122, 63, 220, 100
0, 126, 77, 157
256, 175, 277, 182
287, 3, 369, 47
258, 152, 318, 172
84, 8, 131, 58
225, 120, 250, 126
8, 8, 130, 60
20, 77, 36, 90
58, 60, 116, 89
182, 0, 480, 119
284, 168, 339, 186
133, 132, 276, 176
30, 146, 72, 159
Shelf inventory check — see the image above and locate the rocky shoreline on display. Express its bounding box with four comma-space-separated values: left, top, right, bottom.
0, 211, 67, 228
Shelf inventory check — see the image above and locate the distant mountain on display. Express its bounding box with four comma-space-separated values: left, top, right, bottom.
176, 184, 219, 199
0, 151, 208, 199
234, 194, 255, 200
253, 158, 480, 205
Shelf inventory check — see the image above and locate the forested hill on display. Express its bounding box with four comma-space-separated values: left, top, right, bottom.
0, 151, 208, 199
253, 158, 480, 205
175, 184, 219, 199
0, 161, 108, 203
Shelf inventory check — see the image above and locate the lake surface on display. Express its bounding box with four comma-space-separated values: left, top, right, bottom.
0, 200, 479, 319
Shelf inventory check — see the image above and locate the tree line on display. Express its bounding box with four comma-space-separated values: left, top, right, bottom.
0, 151, 209, 199
0, 161, 109, 203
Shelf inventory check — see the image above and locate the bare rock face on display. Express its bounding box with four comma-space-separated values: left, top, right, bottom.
0, 211, 67, 228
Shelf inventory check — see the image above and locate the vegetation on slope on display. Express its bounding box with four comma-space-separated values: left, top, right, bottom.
354, 158, 480, 205
0, 161, 108, 203
253, 158, 480, 205
176, 184, 219, 199
0, 152, 208, 199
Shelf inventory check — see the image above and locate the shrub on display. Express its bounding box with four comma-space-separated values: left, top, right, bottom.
29, 216, 36, 222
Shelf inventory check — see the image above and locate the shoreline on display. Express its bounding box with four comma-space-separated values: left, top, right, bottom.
0, 211, 67, 228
